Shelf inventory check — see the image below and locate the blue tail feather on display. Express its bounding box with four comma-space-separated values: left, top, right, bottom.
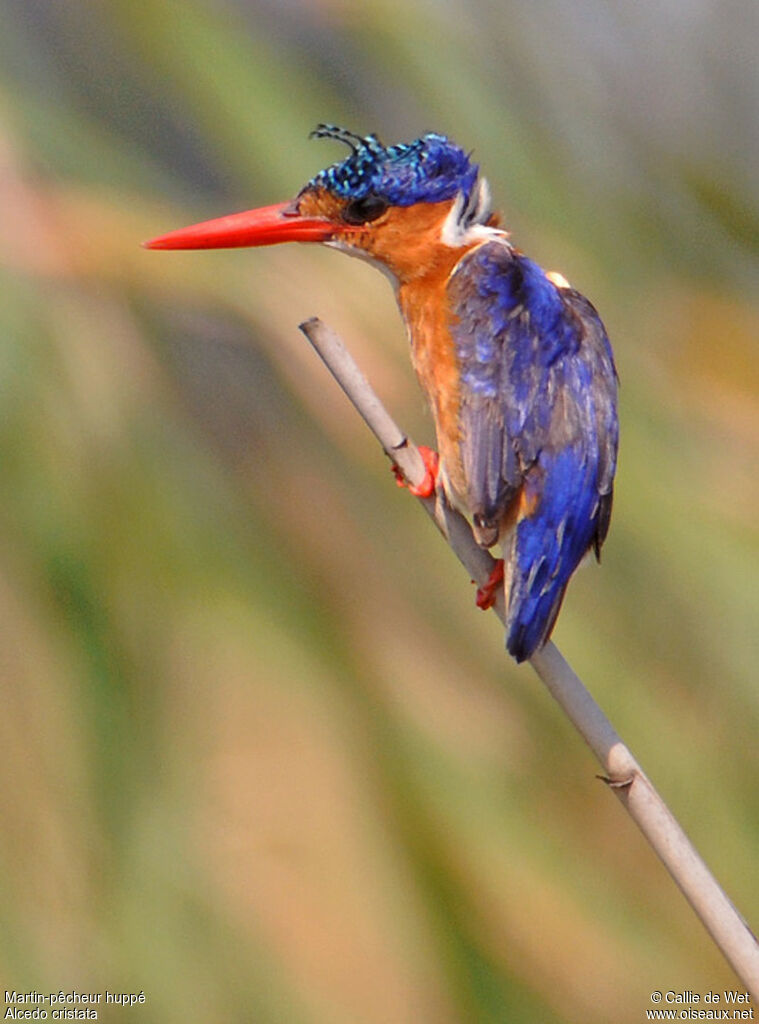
505, 447, 600, 662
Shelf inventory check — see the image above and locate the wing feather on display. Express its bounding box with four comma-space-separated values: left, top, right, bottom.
448, 240, 618, 659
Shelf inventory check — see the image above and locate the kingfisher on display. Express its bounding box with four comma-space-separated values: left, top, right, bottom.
146, 125, 619, 662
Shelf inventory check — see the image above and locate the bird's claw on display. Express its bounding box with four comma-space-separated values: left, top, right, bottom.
393, 445, 439, 498
475, 559, 505, 610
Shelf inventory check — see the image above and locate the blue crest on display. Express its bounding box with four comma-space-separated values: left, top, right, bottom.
306, 124, 479, 207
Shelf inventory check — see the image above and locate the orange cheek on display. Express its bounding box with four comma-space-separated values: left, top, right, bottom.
360, 202, 457, 281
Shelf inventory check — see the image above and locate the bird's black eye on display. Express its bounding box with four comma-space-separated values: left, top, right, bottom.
342, 194, 388, 225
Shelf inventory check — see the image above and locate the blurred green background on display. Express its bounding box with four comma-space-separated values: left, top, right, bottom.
1, 2, 757, 1021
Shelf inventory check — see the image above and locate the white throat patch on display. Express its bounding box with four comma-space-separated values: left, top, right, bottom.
441, 177, 494, 247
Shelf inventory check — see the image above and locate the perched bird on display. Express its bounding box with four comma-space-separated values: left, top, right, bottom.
146, 125, 619, 661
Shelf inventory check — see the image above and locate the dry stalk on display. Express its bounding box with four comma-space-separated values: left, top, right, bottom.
299, 315, 759, 996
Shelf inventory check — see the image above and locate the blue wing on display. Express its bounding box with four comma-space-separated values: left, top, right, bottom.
448, 241, 618, 661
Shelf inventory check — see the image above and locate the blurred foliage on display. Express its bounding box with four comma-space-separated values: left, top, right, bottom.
0, 1, 757, 1021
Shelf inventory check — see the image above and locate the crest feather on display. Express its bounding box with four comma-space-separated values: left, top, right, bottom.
305, 125, 480, 208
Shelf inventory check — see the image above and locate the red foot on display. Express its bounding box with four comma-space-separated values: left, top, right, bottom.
393, 445, 439, 498
475, 559, 505, 610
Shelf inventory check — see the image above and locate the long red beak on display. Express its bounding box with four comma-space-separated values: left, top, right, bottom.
143, 201, 336, 250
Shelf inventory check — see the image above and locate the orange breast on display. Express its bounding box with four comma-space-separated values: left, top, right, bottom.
398, 265, 468, 502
